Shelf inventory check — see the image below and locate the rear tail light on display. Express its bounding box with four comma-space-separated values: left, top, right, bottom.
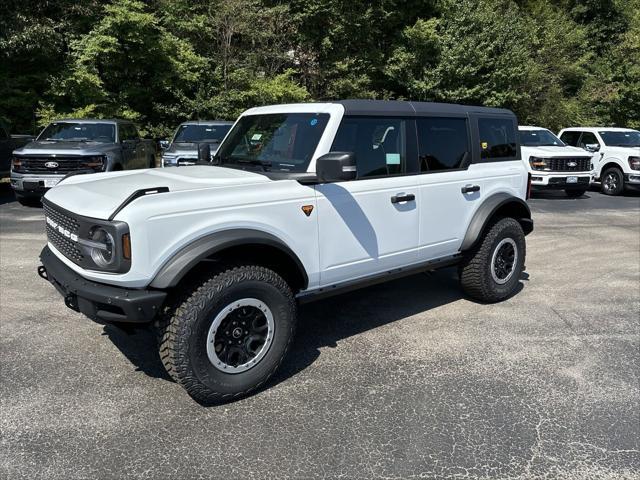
526, 173, 532, 200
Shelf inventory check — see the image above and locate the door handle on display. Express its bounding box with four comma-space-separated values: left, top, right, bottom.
390, 193, 415, 204
461, 184, 480, 194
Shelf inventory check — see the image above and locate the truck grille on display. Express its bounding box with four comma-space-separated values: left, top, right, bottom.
546, 157, 591, 172
43, 201, 84, 263
15, 156, 95, 174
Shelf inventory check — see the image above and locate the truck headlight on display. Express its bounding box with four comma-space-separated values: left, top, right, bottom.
87, 226, 116, 268
81, 155, 106, 171
529, 157, 550, 171
629, 156, 640, 170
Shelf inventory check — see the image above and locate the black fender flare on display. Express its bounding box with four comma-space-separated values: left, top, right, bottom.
460, 193, 533, 252
150, 229, 309, 289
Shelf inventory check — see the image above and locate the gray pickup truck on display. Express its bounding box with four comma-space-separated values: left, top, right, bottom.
160, 120, 233, 167
11, 118, 156, 205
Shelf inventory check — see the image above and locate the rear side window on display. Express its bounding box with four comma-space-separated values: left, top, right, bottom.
417, 117, 469, 171
478, 118, 517, 160
331, 117, 406, 178
120, 124, 137, 141
560, 131, 581, 147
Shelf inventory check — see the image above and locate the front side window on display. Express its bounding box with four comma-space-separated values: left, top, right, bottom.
39, 122, 116, 143
173, 124, 231, 144
331, 117, 406, 178
559, 131, 581, 146
478, 118, 517, 160
217, 113, 329, 172
598, 130, 640, 147
578, 132, 599, 149
417, 117, 469, 171
519, 129, 565, 147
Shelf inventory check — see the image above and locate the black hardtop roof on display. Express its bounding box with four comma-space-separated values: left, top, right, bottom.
336, 99, 515, 117
53, 118, 132, 124
180, 120, 234, 125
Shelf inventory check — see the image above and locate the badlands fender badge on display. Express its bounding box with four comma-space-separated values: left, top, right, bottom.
301, 205, 314, 217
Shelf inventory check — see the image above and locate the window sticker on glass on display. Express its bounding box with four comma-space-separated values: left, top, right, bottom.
386, 153, 401, 165
310, 118, 318, 126
251, 133, 262, 141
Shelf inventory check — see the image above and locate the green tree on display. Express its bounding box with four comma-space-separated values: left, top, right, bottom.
39, 0, 206, 136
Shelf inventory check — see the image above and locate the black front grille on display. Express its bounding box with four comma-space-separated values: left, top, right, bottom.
546, 157, 591, 172
16, 156, 93, 174
43, 201, 83, 263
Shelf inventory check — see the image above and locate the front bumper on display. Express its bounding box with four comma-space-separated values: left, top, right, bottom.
11, 171, 65, 196
39, 246, 166, 323
625, 173, 640, 190
530, 172, 592, 190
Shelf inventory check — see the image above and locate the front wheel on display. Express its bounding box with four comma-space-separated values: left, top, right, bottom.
601, 167, 624, 196
459, 217, 526, 303
565, 188, 587, 198
157, 265, 297, 404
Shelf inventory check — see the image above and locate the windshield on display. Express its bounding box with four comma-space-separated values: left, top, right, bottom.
173, 124, 231, 143
38, 122, 115, 143
216, 113, 330, 172
519, 129, 565, 147
598, 130, 640, 147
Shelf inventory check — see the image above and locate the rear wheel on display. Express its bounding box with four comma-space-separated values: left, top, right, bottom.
157, 265, 296, 404
565, 188, 587, 198
601, 167, 624, 196
459, 217, 526, 303
148, 155, 156, 168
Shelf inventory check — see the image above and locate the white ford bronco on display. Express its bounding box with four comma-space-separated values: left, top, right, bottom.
518, 126, 593, 197
558, 127, 640, 195
38, 101, 533, 403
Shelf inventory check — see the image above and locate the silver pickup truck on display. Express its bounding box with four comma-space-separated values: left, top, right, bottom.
160, 121, 233, 167
11, 118, 157, 205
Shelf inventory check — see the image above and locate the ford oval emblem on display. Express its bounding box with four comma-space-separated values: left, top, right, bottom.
45, 161, 59, 169
567, 161, 577, 167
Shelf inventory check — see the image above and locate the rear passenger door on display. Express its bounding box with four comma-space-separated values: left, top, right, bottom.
315, 116, 420, 286
415, 115, 520, 259
119, 124, 138, 169
414, 116, 480, 259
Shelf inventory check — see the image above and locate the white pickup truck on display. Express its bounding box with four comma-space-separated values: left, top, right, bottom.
558, 127, 640, 195
38, 101, 533, 403
519, 126, 593, 197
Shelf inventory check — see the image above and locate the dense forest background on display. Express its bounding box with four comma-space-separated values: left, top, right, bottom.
1, 0, 638, 137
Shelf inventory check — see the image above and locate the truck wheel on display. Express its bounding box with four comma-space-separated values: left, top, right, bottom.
459, 217, 526, 303
15, 193, 39, 207
601, 167, 624, 195
565, 188, 587, 198
148, 156, 156, 168
157, 265, 297, 404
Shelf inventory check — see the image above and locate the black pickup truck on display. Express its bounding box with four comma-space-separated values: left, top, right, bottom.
1, 123, 33, 179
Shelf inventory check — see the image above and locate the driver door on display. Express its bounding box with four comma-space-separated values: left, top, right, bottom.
315, 116, 420, 286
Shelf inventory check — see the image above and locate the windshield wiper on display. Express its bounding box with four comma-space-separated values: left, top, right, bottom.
235, 158, 272, 171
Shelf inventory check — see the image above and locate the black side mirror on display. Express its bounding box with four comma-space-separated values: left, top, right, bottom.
316, 152, 356, 182
197, 143, 211, 163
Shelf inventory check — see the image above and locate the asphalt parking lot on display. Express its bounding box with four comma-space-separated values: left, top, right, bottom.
1, 184, 639, 479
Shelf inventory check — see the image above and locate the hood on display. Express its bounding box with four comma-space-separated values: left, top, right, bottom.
14, 140, 111, 156
44, 166, 270, 220
520, 145, 591, 157
602, 145, 640, 156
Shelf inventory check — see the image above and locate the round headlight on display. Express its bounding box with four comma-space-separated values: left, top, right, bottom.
89, 226, 115, 268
